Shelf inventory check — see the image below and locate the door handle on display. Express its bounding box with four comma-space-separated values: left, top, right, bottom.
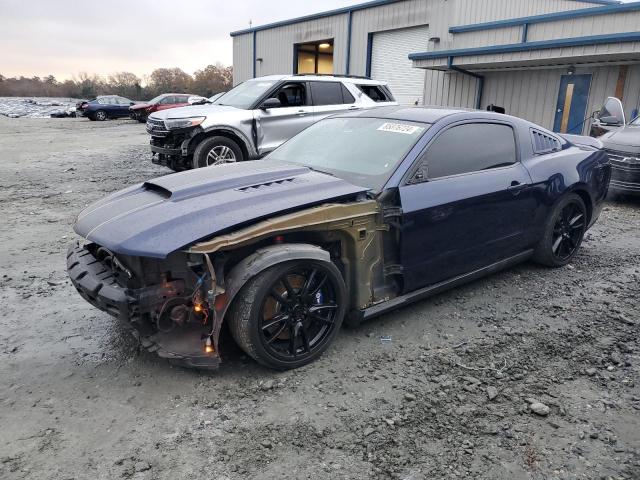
508, 181, 527, 195
297, 110, 308, 116
348, 106, 359, 110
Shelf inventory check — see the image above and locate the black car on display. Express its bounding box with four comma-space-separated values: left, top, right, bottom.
67, 107, 611, 371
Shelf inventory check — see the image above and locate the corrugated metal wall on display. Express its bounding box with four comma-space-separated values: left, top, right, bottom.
232, 35, 253, 85
465, 65, 640, 133
450, 0, 605, 26
232, 0, 613, 83
348, 0, 432, 76
254, 14, 349, 79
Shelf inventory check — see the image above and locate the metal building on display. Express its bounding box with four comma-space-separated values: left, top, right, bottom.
231, 0, 640, 134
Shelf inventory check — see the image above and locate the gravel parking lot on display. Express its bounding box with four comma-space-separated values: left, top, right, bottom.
0, 116, 639, 480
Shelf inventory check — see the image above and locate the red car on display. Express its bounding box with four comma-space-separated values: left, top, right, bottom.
129, 93, 199, 123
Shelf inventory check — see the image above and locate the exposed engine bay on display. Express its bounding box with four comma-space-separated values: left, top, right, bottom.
68, 198, 398, 369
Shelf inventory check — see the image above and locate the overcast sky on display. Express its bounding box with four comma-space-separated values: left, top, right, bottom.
2, 0, 634, 81
0, 0, 366, 81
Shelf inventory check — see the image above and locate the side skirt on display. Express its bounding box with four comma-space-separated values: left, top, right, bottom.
361, 249, 534, 321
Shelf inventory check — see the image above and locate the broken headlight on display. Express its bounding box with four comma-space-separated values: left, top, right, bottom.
164, 116, 205, 130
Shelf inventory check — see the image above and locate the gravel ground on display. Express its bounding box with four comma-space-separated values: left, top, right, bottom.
0, 117, 639, 480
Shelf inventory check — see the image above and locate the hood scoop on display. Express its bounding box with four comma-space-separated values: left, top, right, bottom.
237, 177, 297, 192
142, 162, 310, 201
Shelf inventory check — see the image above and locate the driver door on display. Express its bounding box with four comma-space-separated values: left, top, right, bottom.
399, 121, 536, 292
254, 82, 315, 155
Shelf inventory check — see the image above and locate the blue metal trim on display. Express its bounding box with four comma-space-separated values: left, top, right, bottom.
252, 31, 257, 78
573, 0, 620, 4
230, 0, 397, 37
448, 2, 633, 34
409, 31, 640, 61
345, 10, 353, 74
521, 23, 529, 43
448, 57, 484, 109
365, 32, 374, 77
293, 44, 298, 74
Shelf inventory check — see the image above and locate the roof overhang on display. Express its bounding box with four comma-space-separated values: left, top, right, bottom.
410, 32, 640, 71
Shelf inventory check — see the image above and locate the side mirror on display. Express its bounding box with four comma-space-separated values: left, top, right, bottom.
599, 115, 622, 126
260, 98, 281, 110
596, 97, 625, 126
188, 96, 207, 105
130, 102, 135, 106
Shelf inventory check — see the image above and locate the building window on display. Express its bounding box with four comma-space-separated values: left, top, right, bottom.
295, 40, 333, 74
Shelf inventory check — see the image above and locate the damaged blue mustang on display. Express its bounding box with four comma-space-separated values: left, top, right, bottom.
67, 107, 611, 370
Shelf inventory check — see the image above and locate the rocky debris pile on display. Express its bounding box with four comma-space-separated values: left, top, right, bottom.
0, 97, 81, 118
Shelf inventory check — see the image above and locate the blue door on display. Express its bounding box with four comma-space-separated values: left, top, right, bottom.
553, 74, 592, 134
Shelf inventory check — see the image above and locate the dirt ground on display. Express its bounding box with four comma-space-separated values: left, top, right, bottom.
0, 116, 639, 480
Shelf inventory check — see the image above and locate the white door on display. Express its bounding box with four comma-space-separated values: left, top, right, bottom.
370, 25, 429, 106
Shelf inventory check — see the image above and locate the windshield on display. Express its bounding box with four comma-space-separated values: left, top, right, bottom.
268, 117, 429, 191
212, 79, 277, 109
148, 94, 166, 104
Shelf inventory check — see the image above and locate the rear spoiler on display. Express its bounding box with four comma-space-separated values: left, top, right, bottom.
560, 134, 603, 150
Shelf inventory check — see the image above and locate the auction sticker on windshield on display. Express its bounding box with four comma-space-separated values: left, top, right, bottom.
377, 122, 424, 135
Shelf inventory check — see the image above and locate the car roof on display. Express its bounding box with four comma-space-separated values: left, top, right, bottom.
334, 105, 532, 125
332, 105, 469, 123
250, 74, 387, 85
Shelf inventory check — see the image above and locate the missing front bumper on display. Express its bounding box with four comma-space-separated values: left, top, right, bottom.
67, 243, 221, 370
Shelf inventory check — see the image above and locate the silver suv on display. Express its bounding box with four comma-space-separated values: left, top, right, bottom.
146, 74, 397, 170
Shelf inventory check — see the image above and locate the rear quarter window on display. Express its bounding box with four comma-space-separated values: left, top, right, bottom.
356, 84, 392, 102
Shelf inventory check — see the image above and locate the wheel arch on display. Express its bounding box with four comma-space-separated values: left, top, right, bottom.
192, 126, 255, 160
219, 244, 332, 324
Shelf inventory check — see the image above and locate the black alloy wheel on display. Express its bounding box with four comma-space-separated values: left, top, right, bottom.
533, 193, 587, 267
228, 260, 346, 370
551, 201, 586, 261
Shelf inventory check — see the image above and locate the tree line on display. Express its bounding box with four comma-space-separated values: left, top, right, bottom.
0, 64, 233, 100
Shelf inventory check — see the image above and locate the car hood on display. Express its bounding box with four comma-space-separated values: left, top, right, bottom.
130, 103, 151, 110
600, 125, 640, 153
150, 104, 243, 120
74, 161, 368, 258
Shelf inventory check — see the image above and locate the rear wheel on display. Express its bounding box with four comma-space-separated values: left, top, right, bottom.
227, 260, 346, 370
533, 193, 587, 267
193, 136, 243, 168
94, 110, 107, 121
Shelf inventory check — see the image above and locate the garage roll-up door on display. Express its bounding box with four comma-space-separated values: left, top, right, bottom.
371, 25, 429, 106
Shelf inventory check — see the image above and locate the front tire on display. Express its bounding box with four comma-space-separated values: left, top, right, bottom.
193, 136, 243, 168
94, 110, 107, 121
227, 260, 347, 370
533, 193, 587, 267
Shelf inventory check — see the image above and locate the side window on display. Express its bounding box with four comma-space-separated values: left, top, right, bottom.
97, 97, 108, 105
270, 83, 306, 107
341, 84, 355, 104
421, 123, 517, 180
117, 97, 130, 105
158, 96, 172, 105
356, 84, 390, 103
310, 81, 344, 106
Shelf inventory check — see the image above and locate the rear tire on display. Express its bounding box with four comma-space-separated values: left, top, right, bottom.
193, 136, 243, 168
227, 260, 346, 370
533, 193, 587, 267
